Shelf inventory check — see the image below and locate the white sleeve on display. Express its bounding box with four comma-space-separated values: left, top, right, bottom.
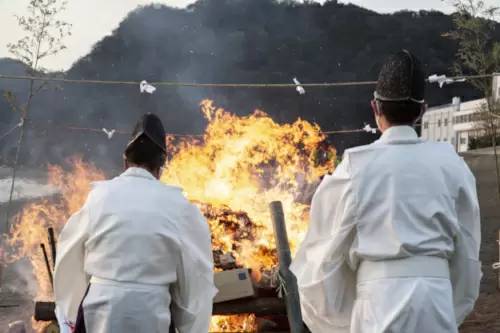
53, 198, 92, 331
290, 155, 358, 333
450, 166, 482, 325
171, 204, 217, 333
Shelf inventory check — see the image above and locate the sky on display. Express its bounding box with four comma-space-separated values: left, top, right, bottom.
0, 0, 497, 71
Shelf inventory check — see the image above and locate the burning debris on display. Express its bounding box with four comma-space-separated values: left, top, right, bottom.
4, 100, 335, 332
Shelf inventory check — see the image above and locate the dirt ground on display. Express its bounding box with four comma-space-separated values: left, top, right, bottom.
1, 152, 500, 332
459, 151, 500, 333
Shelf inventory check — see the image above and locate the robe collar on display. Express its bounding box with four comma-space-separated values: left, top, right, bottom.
121, 167, 157, 181
376, 125, 421, 145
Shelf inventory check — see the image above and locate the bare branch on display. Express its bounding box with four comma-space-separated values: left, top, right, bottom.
8, 0, 71, 74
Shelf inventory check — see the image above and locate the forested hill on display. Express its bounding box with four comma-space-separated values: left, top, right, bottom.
0, 0, 495, 169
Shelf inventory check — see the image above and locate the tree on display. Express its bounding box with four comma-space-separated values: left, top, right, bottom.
447, 0, 500, 197
3, 0, 71, 231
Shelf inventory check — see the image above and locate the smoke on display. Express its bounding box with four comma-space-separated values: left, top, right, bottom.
0, 178, 58, 203
1, 258, 38, 297
0, 0, 493, 171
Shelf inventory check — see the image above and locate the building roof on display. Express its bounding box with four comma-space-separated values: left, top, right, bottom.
426, 98, 486, 113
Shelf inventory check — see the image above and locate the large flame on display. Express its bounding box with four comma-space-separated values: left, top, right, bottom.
163, 100, 334, 274
4, 100, 335, 332
5, 157, 106, 301
163, 100, 335, 331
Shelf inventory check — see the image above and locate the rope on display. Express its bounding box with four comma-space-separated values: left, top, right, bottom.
24, 121, 374, 137
323, 128, 366, 134
26, 122, 205, 137
0, 73, 496, 88
276, 271, 288, 298
0, 74, 377, 88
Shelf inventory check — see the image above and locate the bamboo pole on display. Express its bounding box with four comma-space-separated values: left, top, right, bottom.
269, 201, 304, 333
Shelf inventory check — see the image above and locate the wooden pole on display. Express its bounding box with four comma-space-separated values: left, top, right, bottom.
48, 227, 57, 268
35, 297, 286, 322
269, 201, 304, 333
498, 230, 500, 290
40, 244, 53, 288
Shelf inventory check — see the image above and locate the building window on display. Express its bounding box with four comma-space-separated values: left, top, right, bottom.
451, 138, 455, 145
424, 122, 429, 129
444, 118, 448, 126
438, 119, 441, 127
444, 138, 448, 142
460, 137, 466, 144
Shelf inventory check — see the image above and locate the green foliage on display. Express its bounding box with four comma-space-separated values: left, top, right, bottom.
447, 0, 500, 95
448, 1, 500, 196
469, 134, 500, 149
7, 0, 71, 73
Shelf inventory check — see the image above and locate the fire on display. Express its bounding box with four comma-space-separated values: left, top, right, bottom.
162, 100, 335, 275
4, 100, 335, 332
210, 315, 256, 333
164, 100, 335, 331
5, 157, 106, 301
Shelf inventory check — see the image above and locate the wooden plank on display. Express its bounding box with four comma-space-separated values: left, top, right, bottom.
35, 297, 286, 322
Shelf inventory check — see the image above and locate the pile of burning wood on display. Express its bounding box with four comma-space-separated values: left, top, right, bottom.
31, 202, 304, 333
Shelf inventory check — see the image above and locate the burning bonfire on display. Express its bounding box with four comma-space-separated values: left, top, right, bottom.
4, 100, 335, 332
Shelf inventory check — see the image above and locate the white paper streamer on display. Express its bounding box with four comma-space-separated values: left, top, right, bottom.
428, 74, 466, 88
363, 124, 377, 134
293, 77, 306, 95
140, 80, 157, 94
102, 128, 116, 139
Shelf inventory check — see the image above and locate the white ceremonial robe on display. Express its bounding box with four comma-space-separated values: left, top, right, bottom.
54, 167, 217, 333
290, 126, 481, 333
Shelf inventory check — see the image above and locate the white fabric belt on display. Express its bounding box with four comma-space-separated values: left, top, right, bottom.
357, 256, 450, 283
90, 276, 169, 291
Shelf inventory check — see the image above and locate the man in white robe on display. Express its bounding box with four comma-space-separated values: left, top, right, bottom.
290, 50, 481, 333
54, 114, 217, 333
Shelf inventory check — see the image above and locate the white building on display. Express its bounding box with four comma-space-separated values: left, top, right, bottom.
421, 74, 500, 152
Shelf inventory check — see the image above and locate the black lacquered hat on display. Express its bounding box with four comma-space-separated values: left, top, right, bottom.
127, 113, 167, 154
375, 50, 425, 104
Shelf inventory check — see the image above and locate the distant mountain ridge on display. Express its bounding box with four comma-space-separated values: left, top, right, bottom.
0, 0, 497, 168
